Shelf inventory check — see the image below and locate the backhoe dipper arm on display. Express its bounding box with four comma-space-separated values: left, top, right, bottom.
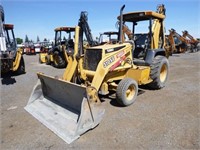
182, 30, 198, 44
78, 11, 98, 48
171, 29, 188, 44
168, 29, 176, 52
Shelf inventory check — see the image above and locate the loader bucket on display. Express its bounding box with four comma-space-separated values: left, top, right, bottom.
24, 73, 105, 144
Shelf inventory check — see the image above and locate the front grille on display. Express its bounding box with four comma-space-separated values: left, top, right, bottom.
84, 49, 102, 71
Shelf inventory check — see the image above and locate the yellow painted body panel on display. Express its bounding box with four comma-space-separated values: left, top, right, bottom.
13, 48, 23, 71
62, 26, 80, 81
125, 67, 152, 84
39, 53, 48, 63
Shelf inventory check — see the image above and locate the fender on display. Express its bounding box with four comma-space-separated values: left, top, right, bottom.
145, 49, 166, 65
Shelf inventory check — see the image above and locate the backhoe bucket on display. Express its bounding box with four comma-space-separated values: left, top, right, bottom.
24, 73, 105, 144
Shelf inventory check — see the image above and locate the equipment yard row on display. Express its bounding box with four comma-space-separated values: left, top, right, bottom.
1, 52, 199, 149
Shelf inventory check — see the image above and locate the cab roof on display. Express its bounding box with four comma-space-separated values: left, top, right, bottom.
54, 27, 75, 32
118, 11, 165, 22
3, 24, 14, 30
102, 31, 118, 35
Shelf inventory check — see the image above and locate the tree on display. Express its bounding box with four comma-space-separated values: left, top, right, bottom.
37, 36, 40, 43
16, 38, 23, 44
44, 38, 47, 42
25, 35, 29, 43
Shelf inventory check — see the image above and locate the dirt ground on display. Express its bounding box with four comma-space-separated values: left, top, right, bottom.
1, 52, 200, 150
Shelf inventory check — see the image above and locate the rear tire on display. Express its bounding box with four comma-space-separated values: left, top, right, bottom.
148, 56, 169, 89
116, 78, 138, 106
16, 56, 25, 74
53, 51, 66, 68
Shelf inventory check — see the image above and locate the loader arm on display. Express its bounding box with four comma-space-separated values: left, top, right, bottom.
13, 48, 23, 71
62, 26, 80, 81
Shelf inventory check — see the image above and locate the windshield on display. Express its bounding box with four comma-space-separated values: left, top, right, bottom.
99, 33, 118, 43
5, 28, 17, 51
123, 20, 149, 48
55, 30, 75, 46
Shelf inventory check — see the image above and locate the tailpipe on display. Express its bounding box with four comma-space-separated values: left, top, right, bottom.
119, 4, 125, 43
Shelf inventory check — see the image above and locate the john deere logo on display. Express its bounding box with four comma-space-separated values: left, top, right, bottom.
103, 56, 115, 68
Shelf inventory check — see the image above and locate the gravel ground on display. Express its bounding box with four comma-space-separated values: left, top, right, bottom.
1, 52, 200, 150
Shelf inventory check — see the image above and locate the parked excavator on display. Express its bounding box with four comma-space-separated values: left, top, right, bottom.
182, 30, 200, 52
25, 4, 169, 144
42, 11, 98, 68
167, 28, 190, 54
0, 5, 25, 75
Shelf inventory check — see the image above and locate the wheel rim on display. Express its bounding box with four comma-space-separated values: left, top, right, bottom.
126, 85, 135, 101
160, 63, 167, 82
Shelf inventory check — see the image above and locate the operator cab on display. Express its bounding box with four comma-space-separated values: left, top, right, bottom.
118, 8, 166, 65
1, 24, 17, 52
99, 31, 119, 45
0, 24, 17, 60
54, 27, 75, 54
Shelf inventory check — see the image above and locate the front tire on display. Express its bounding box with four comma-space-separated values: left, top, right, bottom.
148, 56, 169, 89
53, 51, 66, 68
116, 78, 138, 106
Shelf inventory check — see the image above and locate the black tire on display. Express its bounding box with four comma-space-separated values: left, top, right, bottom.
53, 51, 66, 68
116, 78, 138, 106
148, 56, 169, 89
39, 54, 42, 64
197, 43, 200, 52
16, 56, 25, 74
45, 55, 51, 65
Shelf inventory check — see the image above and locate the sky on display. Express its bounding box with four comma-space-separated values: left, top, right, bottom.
1, 0, 199, 42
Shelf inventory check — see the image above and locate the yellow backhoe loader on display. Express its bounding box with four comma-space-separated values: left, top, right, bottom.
39, 27, 75, 67
41, 11, 98, 68
25, 4, 169, 143
182, 30, 200, 52
0, 5, 25, 75
167, 28, 190, 54
98, 31, 119, 44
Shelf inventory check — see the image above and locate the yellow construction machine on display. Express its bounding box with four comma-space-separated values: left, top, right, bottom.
39, 27, 75, 67
182, 30, 200, 52
0, 5, 25, 75
167, 28, 190, 54
40, 11, 98, 68
98, 31, 119, 44
25, 4, 169, 143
